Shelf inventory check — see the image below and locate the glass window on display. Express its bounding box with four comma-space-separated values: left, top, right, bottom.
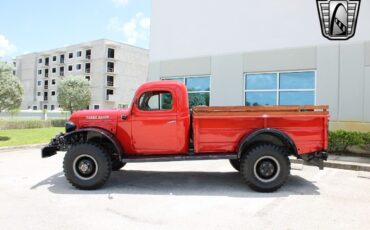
107, 76, 114, 86
108, 48, 115, 58
246, 92, 277, 106
245, 71, 315, 106
69, 52, 73, 59
246, 73, 277, 90
279, 91, 315, 105
186, 77, 210, 91
168, 77, 185, 84
162, 76, 211, 107
77, 51, 82, 57
138, 91, 173, 111
280, 72, 315, 89
188, 92, 209, 108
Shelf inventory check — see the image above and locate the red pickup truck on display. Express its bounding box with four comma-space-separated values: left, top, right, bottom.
42, 81, 329, 192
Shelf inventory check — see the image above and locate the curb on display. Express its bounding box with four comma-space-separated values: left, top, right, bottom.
290, 159, 370, 172
0, 143, 46, 151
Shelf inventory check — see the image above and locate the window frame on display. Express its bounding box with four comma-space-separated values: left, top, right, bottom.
243, 70, 316, 106
137, 90, 175, 112
161, 75, 211, 106
107, 48, 115, 59
76, 63, 82, 71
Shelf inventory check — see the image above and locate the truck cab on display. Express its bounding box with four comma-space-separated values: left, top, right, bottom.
42, 80, 329, 192
117, 81, 190, 154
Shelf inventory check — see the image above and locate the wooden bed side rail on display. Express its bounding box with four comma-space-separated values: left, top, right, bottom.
192, 105, 329, 114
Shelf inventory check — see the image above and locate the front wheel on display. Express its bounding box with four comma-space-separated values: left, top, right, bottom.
63, 143, 112, 190
240, 144, 290, 192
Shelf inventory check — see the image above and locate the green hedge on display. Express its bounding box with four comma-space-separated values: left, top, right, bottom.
329, 130, 370, 152
0, 119, 66, 130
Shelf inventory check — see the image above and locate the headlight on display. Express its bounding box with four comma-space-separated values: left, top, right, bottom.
65, 121, 76, 133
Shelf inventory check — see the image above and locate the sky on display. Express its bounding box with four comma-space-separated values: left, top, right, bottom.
0, 0, 151, 60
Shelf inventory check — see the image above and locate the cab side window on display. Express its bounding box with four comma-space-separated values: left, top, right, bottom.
138, 91, 173, 111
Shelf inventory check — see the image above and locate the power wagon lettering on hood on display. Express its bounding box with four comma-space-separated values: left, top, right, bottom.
85, 115, 110, 120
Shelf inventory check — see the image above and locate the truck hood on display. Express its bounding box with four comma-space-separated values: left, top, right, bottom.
69, 109, 130, 133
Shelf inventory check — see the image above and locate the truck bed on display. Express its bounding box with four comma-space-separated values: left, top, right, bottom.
192, 105, 329, 155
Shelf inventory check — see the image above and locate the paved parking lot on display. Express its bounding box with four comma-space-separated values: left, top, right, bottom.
1, 148, 370, 230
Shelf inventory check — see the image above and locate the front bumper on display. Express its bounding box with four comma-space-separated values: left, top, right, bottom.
41, 133, 65, 158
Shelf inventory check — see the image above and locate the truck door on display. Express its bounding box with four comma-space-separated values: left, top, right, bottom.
131, 90, 179, 154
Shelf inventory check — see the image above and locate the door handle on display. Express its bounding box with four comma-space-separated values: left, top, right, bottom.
168, 120, 176, 124
121, 115, 128, 120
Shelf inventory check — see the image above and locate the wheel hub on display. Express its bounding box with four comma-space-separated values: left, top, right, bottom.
73, 154, 99, 180
253, 156, 280, 183
78, 160, 93, 174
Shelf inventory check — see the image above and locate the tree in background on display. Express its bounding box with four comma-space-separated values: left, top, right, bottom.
57, 75, 91, 113
0, 62, 23, 113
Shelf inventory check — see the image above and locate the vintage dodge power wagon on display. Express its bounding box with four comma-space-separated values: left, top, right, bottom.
42, 81, 329, 192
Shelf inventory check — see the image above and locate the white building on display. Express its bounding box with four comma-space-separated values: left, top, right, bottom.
15, 39, 149, 111
148, 0, 370, 131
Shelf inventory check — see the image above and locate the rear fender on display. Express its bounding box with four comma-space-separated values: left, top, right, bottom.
237, 128, 298, 158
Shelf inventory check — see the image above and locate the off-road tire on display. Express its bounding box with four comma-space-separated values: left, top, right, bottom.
240, 144, 290, 192
63, 143, 112, 190
229, 159, 241, 171
112, 161, 126, 171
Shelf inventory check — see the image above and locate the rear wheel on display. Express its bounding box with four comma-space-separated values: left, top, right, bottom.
240, 144, 290, 192
63, 143, 112, 190
229, 159, 240, 171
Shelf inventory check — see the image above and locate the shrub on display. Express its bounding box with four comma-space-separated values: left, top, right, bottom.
362, 132, 370, 152
0, 119, 66, 130
328, 130, 369, 153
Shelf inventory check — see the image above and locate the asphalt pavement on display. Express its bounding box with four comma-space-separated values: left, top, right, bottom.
0, 148, 370, 230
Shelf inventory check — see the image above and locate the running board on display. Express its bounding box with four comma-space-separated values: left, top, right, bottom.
122, 153, 238, 163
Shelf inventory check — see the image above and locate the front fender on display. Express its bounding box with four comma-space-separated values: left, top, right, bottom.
41, 128, 124, 158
